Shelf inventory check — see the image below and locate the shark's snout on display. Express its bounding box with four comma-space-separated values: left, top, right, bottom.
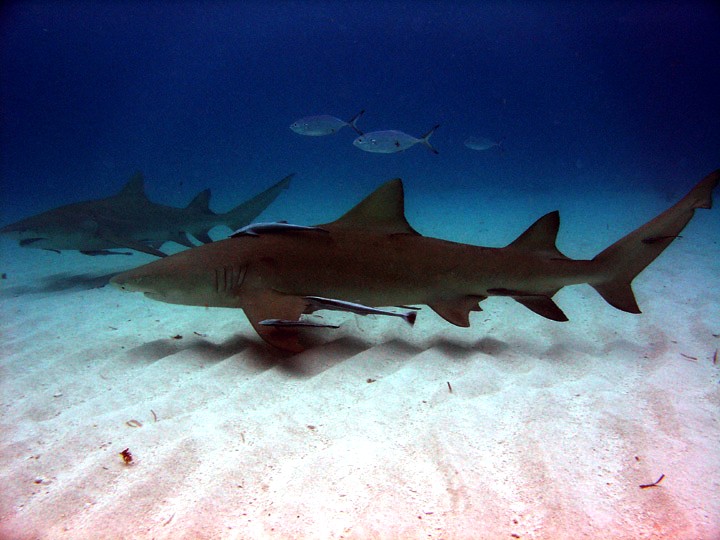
110, 272, 144, 292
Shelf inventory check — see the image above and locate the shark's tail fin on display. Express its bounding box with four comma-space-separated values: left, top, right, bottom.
590, 170, 719, 313
220, 173, 294, 232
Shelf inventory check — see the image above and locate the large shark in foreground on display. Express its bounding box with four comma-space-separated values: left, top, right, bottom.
111, 170, 718, 352
0, 172, 293, 257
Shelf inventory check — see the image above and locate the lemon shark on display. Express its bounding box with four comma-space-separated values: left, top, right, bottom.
111, 170, 718, 352
0, 172, 293, 257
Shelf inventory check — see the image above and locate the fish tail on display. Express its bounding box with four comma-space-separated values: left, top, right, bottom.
589, 170, 719, 313
347, 109, 365, 135
221, 173, 294, 231
403, 310, 417, 326
420, 124, 440, 154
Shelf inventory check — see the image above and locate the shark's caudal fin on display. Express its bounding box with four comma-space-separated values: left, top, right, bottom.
590, 170, 719, 313
221, 173, 294, 231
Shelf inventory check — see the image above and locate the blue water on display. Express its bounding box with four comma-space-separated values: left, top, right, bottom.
1, 1, 718, 226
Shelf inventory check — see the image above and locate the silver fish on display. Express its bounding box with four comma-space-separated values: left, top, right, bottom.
464, 136, 505, 152
304, 296, 417, 325
230, 221, 329, 237
290, 110, 364, 136
353, 125, 439, 154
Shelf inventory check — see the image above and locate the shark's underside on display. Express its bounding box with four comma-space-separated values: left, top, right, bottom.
111, 170, 719, 352
0, 172, 293, 257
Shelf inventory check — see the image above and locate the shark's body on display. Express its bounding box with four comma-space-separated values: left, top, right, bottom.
0, 172, 293, 257
111, 170, 719, 352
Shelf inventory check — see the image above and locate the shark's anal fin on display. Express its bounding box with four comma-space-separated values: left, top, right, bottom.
487, 288, 567, 321
428, 295, 486, 327
241, 290, 313, 353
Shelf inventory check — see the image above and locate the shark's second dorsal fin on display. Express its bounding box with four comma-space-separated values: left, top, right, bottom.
117, 171, 148, 200
324, 178, 419, 235
186, 189, 213, 214
508, 211, 568, 259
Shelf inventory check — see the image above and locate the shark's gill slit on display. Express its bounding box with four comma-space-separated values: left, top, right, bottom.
215, 265, 246, 293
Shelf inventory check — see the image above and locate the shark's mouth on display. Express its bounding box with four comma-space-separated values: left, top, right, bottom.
19, 237, 47, 246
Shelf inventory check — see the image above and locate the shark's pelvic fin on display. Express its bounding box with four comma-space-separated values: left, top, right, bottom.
100, 229, 168, 258
428, 295, 485, 327
325, 178, 420, 235
590, 169, 719, 313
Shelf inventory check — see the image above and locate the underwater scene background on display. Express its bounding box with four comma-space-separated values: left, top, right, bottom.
1, 2, 719, 539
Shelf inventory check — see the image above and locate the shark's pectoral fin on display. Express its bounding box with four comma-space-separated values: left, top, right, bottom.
100, 230, 168, 258
428, 295, 486, 327
488, 288, 568, 322
241, 290, 314, 353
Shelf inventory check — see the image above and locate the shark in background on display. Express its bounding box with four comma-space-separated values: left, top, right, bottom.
111, 170, 718, 352
0, 172, 293, 257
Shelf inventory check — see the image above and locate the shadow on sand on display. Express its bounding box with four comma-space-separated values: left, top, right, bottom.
0, 271, 118, 296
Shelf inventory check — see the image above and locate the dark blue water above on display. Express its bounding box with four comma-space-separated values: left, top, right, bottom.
1, 1, 719, 220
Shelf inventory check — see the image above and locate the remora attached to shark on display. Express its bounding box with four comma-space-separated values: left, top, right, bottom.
111, 170, 719, 352
0, 172, 293, 257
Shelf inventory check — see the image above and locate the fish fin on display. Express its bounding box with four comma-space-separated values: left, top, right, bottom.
508, 211, 569, 259
242, 290, 313, 353
513, 295, 568, 321
420, 124, 440, 154
590, 169, 719, 313
195, 231, 214, 243
80, 250, 133, 256
591, 281, 640, 314
323, 179, 420, 235
116, 171, 148, 200
186, 189, 213, 214
222, 173, 294, 231
487, 288, 568, 321
260, 319, 340, 329
347, 109, 365, 135
99, 230, 168, 257
428, 295, 485, 327
171, 231, 195, 248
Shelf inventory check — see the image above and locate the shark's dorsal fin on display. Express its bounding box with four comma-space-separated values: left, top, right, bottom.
508, 211, 568, 259
116, 171, 148, 200
324, 178, 420, 235
187, 189, 213, 213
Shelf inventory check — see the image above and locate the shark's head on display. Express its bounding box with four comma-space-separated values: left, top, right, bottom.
0, 210, 101, 251
110, 243, 248, 308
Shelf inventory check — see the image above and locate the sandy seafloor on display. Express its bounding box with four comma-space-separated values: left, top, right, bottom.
1, 180, 719, 540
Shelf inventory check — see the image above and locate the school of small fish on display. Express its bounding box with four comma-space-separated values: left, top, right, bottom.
290, 110, 503, 156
